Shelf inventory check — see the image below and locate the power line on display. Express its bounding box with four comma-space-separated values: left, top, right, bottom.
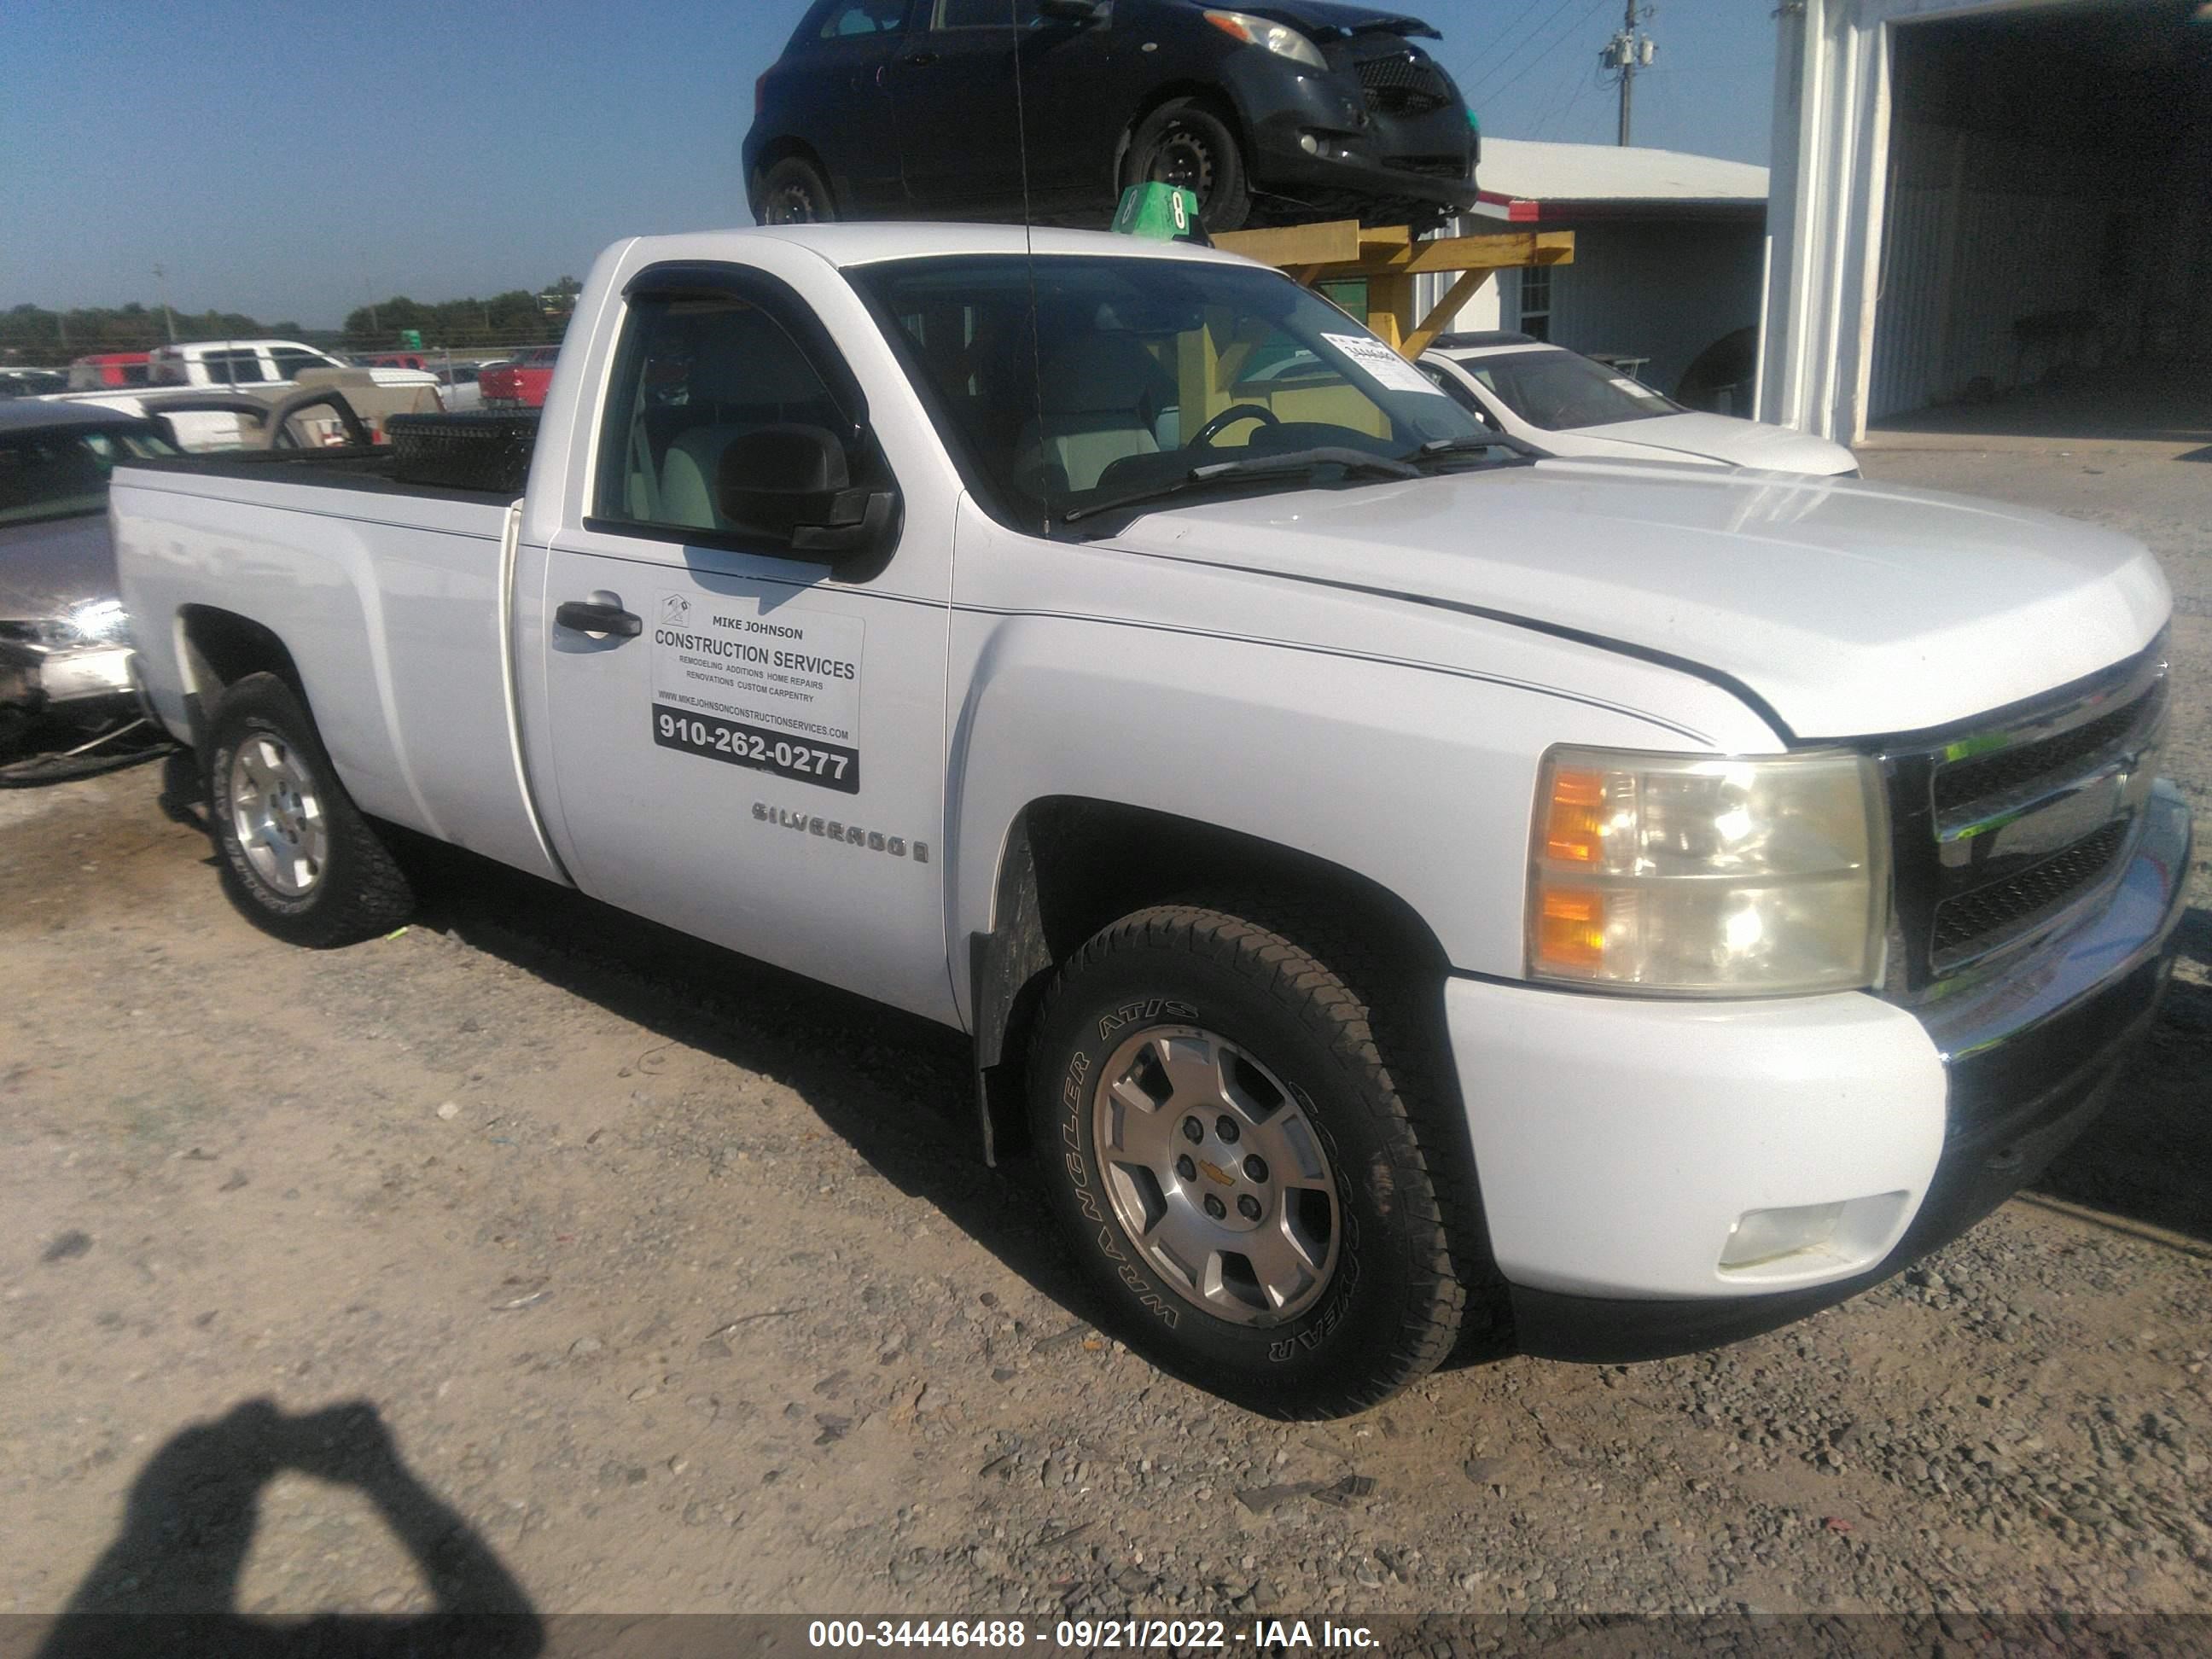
1473, 0, 1619, 109
1461, 0, 1586, 102
1532, 60, 1605, 140
1451, 0, 1553, 89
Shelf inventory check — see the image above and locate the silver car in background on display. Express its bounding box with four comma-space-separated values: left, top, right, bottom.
0, 401, 178, 754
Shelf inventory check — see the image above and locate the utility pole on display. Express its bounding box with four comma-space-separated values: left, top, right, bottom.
153, 262, 178, 341
1602, 2, 1656, 147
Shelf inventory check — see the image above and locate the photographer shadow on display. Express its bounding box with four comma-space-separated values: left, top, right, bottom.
36, 1398, 541, 1659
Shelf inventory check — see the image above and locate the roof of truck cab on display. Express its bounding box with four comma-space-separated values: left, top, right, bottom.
152, 340, 325, 356
662, 223, 1260, 271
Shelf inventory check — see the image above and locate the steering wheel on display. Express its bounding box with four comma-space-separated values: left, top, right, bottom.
1187, 403, 1280, 448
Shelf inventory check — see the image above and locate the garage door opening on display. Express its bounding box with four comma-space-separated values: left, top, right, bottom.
1864, 0, 2212, 448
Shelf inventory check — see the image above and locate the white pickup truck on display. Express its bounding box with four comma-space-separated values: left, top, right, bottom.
112, 225, 2188, 1417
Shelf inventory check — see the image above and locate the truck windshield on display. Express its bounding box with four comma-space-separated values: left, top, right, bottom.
852, 254, 1489, 530
0, 424, 179, 527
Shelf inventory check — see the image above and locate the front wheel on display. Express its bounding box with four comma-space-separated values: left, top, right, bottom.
1027, 901, 1473, 1417
1124, 101, 1251, 233
207, 672, 414, 947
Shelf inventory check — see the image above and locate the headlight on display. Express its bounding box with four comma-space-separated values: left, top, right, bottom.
1202, 9, 1329, 69
65, 599, 130, 645
1528, 746, 1887, 996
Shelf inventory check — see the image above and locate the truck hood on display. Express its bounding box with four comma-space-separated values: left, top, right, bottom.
1571, 412, 1858, 476
1104, 460, 2171, 741
0, 509, 117, 620
1231, 0, 1440, 40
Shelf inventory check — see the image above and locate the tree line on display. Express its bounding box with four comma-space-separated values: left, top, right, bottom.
340, 278, 581, 351
1, 276, 583, 362
3, 301, 305, 360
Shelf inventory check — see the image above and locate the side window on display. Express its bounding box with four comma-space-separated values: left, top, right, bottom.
592, 287, 882, 546
819, 0, 907, 34
1517, 266, 1551, 343
205, 351, 267, 385
271, 348, 322, 380
934, 0, 1040, 27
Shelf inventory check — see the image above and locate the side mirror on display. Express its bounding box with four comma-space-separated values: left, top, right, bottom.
1037, 0, 1100, 20
716, 424, 898, 564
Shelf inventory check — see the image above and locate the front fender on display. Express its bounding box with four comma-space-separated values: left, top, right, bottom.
941, 507, 1781, 1018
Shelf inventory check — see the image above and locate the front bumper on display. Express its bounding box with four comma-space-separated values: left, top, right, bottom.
1445, 780, 2191, 1363
1, 637, 135, 711
1245, 123, 1478, 215
1222, 55, 1478, 221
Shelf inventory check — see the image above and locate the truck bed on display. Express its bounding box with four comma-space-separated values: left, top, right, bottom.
124, 448, 505, 507
111, 449, 562, 887
126, 410, 538, 503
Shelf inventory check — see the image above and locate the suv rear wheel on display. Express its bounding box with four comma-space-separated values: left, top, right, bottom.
1027, 899, 1475, 1417
758, 155, 837, 224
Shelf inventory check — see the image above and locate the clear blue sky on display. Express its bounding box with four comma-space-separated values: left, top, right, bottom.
3, 0, 1779, 329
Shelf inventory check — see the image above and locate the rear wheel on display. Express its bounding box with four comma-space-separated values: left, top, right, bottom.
1027, 900, 1474, 1417
207, 672, 413, 947
757, 156, 837, 224
1124, 100, 1251, 233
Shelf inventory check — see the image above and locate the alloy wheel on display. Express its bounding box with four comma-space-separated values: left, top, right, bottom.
1090, 1024, 1341, 1325
228, 734, 328, 897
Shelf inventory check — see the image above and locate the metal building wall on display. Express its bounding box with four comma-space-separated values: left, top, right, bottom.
1868, 120, 2109, 419
1763, 0, 2206, 439
1541, 222, 1767, 397
1426, 221, 1766, 396
1758, 0, 2068, 441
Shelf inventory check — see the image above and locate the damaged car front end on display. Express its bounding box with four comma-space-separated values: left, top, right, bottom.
1, 403, 178, 757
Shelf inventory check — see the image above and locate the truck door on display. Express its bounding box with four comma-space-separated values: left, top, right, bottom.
531, 262, 956, 1023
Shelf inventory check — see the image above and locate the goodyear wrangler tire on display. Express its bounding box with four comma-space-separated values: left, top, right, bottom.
207, 672, 414, 948
1027, 901, 1470, 1417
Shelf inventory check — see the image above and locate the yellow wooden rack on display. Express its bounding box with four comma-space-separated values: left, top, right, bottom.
1212, 219, 1575, 359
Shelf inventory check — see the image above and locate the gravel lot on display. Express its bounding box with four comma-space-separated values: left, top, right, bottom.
2, 443, 2208, 1628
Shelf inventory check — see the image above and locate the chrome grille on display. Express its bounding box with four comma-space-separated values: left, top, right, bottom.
1933, 681, 2165, 818
1884, 638, 2169, 987
1930, 819, 2130, 960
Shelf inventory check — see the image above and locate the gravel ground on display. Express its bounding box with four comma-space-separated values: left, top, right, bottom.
1, 445, 2207, 1627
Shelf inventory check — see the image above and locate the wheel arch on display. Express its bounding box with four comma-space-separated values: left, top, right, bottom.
176, 605, 309, 751
968, 795, 1448, 1164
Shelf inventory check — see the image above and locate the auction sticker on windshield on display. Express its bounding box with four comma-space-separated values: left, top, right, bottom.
650, 591, 864, 795
1322, 331, 1447, 399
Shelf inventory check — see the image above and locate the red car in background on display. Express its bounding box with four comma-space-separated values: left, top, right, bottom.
67, 352, 152, 389
480, 346, 559, 409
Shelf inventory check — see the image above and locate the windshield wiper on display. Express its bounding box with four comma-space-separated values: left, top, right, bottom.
1405, 434, 1545, 465
1059, 446, 1419, 524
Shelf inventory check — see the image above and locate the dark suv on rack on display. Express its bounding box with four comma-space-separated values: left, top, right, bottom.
744, 0, 1480, 234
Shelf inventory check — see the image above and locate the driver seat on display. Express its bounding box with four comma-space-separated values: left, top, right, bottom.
1017, 335, 1172, 492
